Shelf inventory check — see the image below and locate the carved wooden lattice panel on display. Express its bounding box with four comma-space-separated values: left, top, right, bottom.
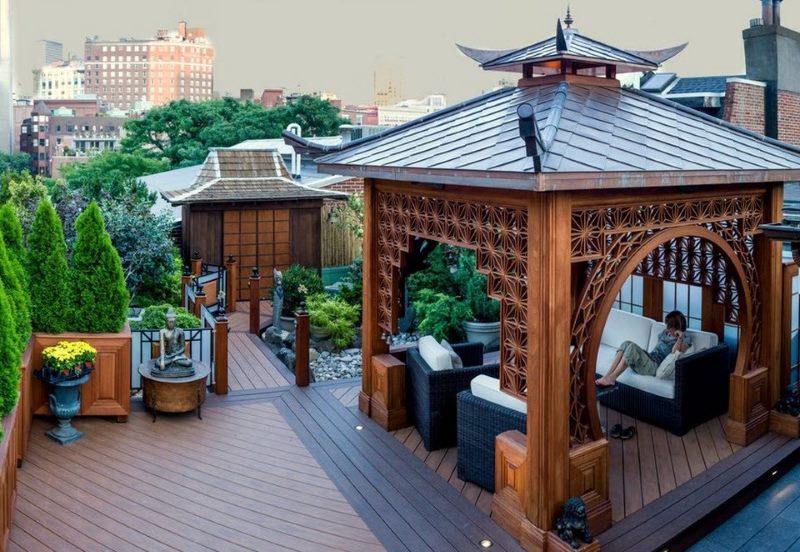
569, 195, 764, 446
377, 192, 529, 398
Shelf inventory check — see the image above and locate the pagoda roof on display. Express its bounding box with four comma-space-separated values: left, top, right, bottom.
457, 21, 686, 76
309, 81, 800, 191
161, 149, 345, 205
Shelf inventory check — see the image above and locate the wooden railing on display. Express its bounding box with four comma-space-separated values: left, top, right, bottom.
0, 343, 33, 550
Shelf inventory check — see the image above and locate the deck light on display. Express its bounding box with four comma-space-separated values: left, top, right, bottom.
772, 469, 779, 476
480, 538, 493, 548
355, 425, 364, 431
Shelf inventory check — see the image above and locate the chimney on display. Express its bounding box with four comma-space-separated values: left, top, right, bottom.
762, 0, 774, 25
178, 20, 188, 39
773, 0, 782, 26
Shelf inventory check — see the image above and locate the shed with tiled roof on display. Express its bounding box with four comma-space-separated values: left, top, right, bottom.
161, 148, 345, 300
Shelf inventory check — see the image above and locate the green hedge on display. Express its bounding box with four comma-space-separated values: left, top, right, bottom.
69, 202, 129, 333
0, 236, 29, 350
27, 200, 70, 333
129, 304, 200, 331
0, 281, 21, 417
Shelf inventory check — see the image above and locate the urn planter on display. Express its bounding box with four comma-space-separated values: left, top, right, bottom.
45, 373, 91, 445
462, 320, 501, 351
310, 324, 332, 341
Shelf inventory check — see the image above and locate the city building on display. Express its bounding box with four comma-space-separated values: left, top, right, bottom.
0, 0, 12, 153
373, 62, 403, 106
239, 88, 254, 102
84, 20, 214, 110
19, 99, 126, 176
377, 94, 446, 126
639, 1, 800, 146
33, 58, 86, 100
260, 88, 284, 108
37, 40, 63, 66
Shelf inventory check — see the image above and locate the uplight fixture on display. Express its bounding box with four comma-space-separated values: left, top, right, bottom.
479, 538, 493, 548
355, 425, 364, 431
772, 469, 779, 476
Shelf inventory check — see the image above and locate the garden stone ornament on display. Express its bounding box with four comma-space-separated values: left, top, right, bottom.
272, 268, 284, 326
554, 497, 593, 549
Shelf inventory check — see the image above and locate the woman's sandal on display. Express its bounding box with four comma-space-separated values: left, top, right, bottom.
609, 424, 623, 439
620, 426, 636, 440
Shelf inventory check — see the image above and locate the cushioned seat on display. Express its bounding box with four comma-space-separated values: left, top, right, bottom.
596, 309, 731, 435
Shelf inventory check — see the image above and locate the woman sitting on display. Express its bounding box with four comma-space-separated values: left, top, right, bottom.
595, 310, 691, 387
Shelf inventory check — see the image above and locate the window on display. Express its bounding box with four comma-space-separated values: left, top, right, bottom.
790, 272, 800, 386
662, 281, 702, 330
613, 275, 644, 315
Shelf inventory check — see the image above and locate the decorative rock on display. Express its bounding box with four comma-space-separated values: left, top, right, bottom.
309, 348, 320, 362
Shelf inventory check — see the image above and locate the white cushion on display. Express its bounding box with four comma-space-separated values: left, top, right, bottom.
470, 375, 527, 414
656, 351, 681, 379
418, 336, 452, 371
440, 339, 463, 370
601, 309, 653, 350
597, 343, 675, 398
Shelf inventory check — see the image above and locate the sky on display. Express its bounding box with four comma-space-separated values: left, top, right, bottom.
13, 0, 800, 105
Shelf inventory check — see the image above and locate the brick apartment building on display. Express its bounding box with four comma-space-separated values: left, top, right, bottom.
19, 99, 126, 176
641, 0, 800, 146
84, 21, 214, 110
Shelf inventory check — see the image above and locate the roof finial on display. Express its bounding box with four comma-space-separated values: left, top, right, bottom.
564, 5, 574, 29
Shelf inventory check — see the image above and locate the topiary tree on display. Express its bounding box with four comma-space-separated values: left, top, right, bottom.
0, 281, 21, 417
0, 202, 25, 263
69, 202, 129, 332
27, 199, 70, 333
0, 237, 29, 350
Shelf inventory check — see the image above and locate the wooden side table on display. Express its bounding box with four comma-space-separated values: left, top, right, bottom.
370, 354, 407, 430
139, 362, 210, 422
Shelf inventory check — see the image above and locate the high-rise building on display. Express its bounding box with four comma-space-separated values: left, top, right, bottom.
373, 62, 403, 107
38, 40, 64, 65
0, 0, 12, 153
34, 59, 85, 100
84, 20, 214, 110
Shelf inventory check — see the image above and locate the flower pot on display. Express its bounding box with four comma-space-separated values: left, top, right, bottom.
46, 373, 91, 445
310, 324, 332, 340
280, 315, 296, 332
462, 320, 501, 352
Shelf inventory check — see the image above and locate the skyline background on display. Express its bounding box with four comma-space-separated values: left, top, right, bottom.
14, 0, 800, 105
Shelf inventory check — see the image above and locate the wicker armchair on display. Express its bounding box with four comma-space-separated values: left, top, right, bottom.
406, 343, 500, 451
456, 390, 526, 492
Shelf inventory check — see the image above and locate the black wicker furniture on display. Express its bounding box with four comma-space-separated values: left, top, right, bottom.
456, 389, 526, 492
598, 343, 731, 435
406, 342, 499, 451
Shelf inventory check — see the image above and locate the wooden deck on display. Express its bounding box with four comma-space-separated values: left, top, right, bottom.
225, 301, 294, 392
11, 382, 520, 552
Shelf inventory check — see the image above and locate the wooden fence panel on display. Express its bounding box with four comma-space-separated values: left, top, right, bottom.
321, 203, 362, 268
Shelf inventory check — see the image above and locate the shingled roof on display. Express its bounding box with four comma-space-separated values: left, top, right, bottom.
313, 82, 800, 190
161, 149, 345, 205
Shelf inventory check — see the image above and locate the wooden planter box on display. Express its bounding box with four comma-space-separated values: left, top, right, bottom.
30, 326, 131, 421
769, 409, 800, 438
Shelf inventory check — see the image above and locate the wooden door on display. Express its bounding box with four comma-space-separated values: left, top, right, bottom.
291, 208, 321, 269
223, 208, 290, 301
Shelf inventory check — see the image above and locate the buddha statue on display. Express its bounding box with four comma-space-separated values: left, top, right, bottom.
153, 309, 195, 378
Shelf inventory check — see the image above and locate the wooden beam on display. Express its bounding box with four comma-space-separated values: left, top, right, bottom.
642, 276, 663, 321
249, 271, 261, 335
213, 315, 228, 394
519, 192, 572, 547
701, 286, 725, 341
295, 310, 310, 387
758, 184, 784, 405
360, 179, 389, 415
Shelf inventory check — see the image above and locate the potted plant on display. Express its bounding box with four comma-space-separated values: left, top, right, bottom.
412, 289, 472, 342
306, 293, 361, 350
274, 265, 324, 332
458, 251, 501, 351
37, 340, 97, 445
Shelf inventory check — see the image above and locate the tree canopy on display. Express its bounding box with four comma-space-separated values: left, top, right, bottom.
0, 172, 49, 237
59, 151, 165, 203
121, 96, 350, 167
0, 152, 31, 174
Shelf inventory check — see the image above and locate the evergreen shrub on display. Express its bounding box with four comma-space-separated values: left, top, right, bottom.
27, 200, 70, 333
0, 281, 21, 417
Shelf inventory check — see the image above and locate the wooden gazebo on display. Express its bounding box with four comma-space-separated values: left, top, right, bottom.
297, 17, 800, 552
162, 148, 344, 300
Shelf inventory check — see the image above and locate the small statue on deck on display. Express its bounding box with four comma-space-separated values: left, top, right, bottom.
554, 497, 593, 550
152, 309, 195, 378
271, 268, 284, 326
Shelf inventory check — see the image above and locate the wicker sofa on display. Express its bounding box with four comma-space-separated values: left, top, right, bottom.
456, 376, 526, 492
595, 309, 731, 436
406, 341, 499, 451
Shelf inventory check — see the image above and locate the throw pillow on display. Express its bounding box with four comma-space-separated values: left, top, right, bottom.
656, 345, 694, 379
418, 335, 453, 371
440, 339, 464, 370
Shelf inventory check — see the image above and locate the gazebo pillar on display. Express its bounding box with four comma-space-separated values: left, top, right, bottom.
519, 193, 572, 550
360, 178, 389, 415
